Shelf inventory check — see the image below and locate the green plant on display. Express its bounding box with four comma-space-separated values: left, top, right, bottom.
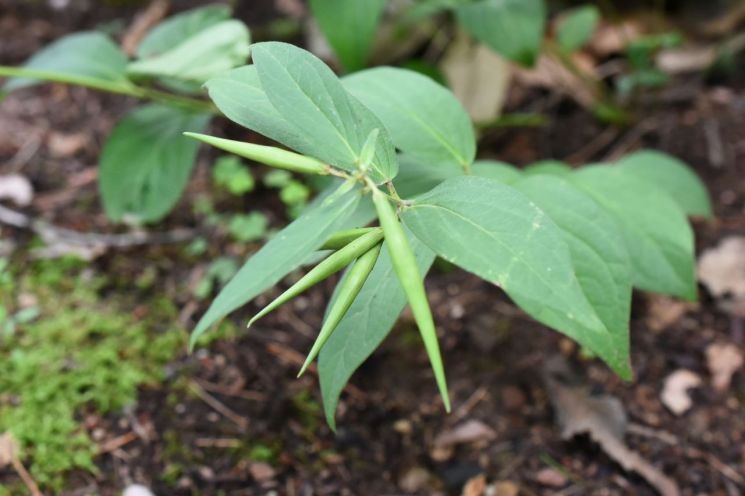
187, 42, 711, 428
0, 265, 183, 490
0, 5, 251, 223
310, 0, 547, 71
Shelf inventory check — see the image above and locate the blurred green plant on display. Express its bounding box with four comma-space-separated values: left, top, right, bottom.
0, 264, 183, 490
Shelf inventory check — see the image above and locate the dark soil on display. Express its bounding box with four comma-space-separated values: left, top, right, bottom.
1, 1, 744, 495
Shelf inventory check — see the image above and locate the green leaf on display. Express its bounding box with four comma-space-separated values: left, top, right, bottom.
213, 156, 255, 195
401, 176, 607, 341
556, 5, 600, 52
616, 150, 712, 218
136, 4, 231, 59
344, 67, 475, 170
251, 42, 398, 183
524, 160, 572, 177
456, 0, 546, 66
471, 160, 522, 183
308, 0, 386, 72
512, 175, 632, 378
569, 165, 696, 299
394, 155, 462, 199
190, 187, 361, 347
3, 32, 129, 92
204, 66, 311, 153
229, 212, 268, 242
319, 232, 435, 430
127, 20, 250, 84
99, 104, 210, 222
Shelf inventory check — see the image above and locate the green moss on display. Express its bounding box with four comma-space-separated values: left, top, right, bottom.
0, 263, 184, 491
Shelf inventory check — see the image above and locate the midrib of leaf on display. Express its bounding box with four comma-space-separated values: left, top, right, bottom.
264, 50, 358, 164
359, 78, 469, 168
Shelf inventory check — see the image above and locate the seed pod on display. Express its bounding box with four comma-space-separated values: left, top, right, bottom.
298, 241, 382, 377
184, 132, 329, 175
371, 188, 451, 412
320, 227, 381, 250
247, 229, 384, 327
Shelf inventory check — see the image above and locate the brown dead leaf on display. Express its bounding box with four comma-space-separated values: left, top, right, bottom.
0, 174, 33, 206
535, 467, 567, 488
434, 419, 496, 448
47, 131, 88, 158
441, 33, 512, 123
705, 342, 744, 391
589, 20, 643, 57
462, 473, 486, 496
0, 432, 19, 467
491, 481, 519, 496
661, 370, 702, 415
544, 358, 680, 496
645, 294, 695, 332
512, 54, 597, 109
698, 237, 745, 317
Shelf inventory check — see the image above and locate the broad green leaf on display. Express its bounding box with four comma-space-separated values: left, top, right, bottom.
3, 32, 129, 92
471, 160, 521, 183
394, 155, 461, 199
556, 5, 600, 52
616, 150, 712, 218
99, 104, 210, 222
456, 0, 546, 66
309, 0, 386, 72
136, 4, 231, 58
512, 175, 632, 378
191, 187, 362, 347
569, 165, 696, 299
344, 67, 475, 170
319, 232, 435, 429
127, 20, 250, 84
524, 160, 571, 177
251, 42, 398, 183
401, 176, 606, 342
205, 66, 311, 153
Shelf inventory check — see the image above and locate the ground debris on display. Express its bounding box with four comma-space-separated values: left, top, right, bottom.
698, 236, 745, 317
0, 174, 33, 206
705, 342, 744, 391
434, 419, 497, 448
543, 357, 680, 496
661, 369, 702, 415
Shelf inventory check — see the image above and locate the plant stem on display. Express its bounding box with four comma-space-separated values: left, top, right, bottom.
0, 66, 215, 114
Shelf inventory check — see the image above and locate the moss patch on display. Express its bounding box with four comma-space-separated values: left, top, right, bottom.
0, 258, 184, 491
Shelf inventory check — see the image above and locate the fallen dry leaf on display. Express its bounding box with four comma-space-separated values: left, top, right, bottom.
698, 237, 745, 317
544, 357, 680, 496
645, 294, 696, 332
399, 466, 432, 493
442, 32, 511, 123
705, 342, 744, 391
490, 481, 519, 496
589, 20, 643, 56
248, 461, 275, 482
434, 419, 496, 448
661, 370, 702, 416
47, 131, 88, 158
535, 467, 567, 488
0, 432, 19, 467
512, 54, 598, 109
462, 473, 486, 496
0, 174, 33, 206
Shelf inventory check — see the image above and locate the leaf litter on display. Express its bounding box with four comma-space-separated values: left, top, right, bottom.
543, 357, 680, 496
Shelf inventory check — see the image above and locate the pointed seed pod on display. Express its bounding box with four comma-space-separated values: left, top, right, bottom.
184, 132, 329, 175
320, 227, 381, 250
371, 187, 451, 412
298, 241, 382, 377
247, 229, 384, 327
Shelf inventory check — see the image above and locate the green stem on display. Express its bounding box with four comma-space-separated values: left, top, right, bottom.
0, 66, 215, 114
